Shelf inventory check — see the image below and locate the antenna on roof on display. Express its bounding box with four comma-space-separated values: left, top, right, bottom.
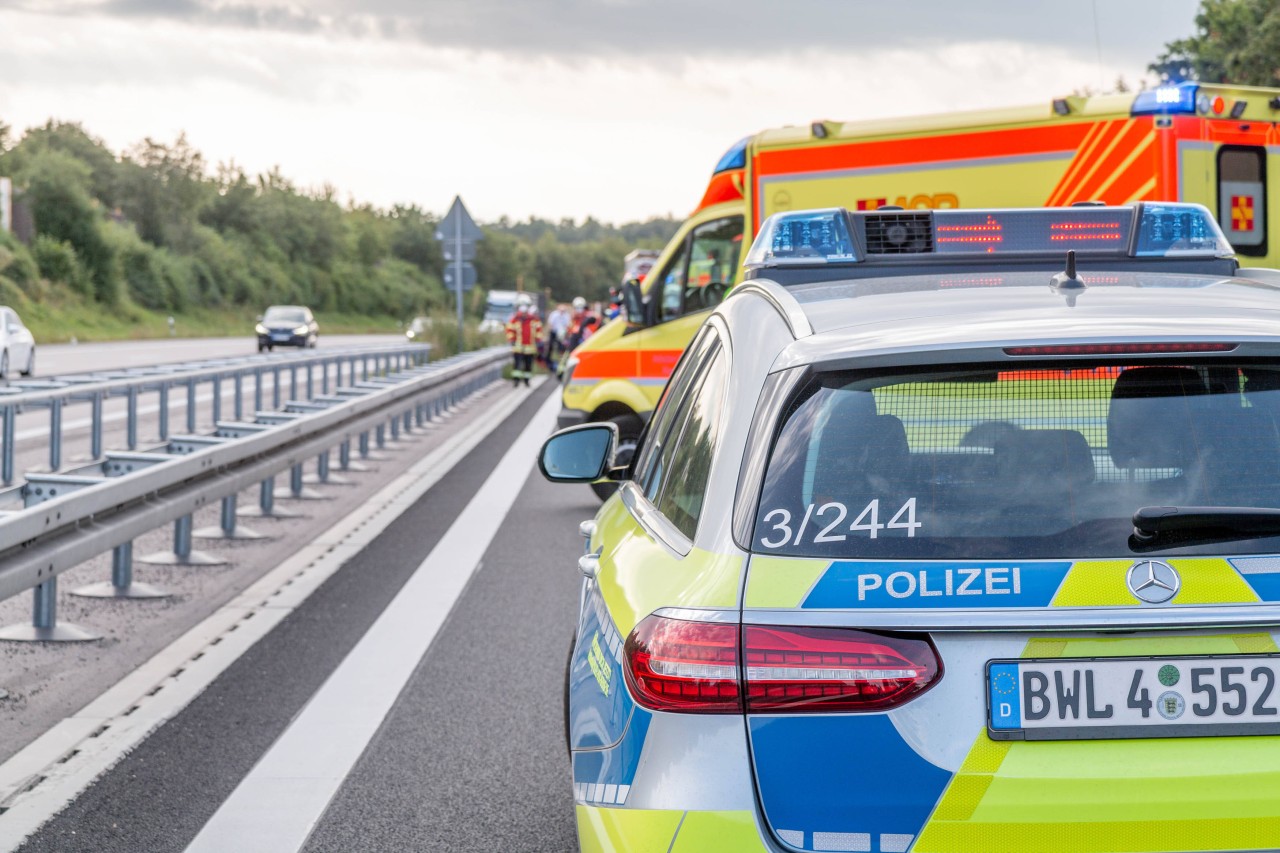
1050, 250, 1087, 307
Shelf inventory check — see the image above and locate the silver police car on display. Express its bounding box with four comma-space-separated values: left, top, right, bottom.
541, 203, 1280, 853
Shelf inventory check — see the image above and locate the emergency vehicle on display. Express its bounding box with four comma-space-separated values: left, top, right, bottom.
540, 201, 1280, 852
560, 81, 1280, 499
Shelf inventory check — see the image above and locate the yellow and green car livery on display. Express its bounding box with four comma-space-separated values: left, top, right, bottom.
543, 202, 1280, 852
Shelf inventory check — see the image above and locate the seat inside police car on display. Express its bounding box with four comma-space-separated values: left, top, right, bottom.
811, 391, 909, 504
1107, 366, 1206, 476
992, 429, 1095, 502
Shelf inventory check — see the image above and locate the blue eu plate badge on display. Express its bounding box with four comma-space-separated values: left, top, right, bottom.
988, 662, 1021, 731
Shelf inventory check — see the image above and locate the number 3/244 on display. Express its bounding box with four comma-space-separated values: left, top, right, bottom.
759, 498, 920, 549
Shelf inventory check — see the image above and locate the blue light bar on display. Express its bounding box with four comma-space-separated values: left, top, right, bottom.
743, 203, 1235, 271
712, 136, 750, 174
1131, 82, 1199, 116
744, 209, 858, 270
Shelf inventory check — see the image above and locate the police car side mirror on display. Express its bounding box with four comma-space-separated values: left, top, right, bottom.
538, 422, 618, 483
622, 280, 647, 328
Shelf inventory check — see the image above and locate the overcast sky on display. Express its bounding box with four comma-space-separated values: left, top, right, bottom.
0, 0, 1202, 223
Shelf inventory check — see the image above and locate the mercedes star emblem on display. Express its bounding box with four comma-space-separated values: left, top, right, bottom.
1126, 560, 1181, 604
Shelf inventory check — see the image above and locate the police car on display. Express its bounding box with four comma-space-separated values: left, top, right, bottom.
539, 202, 1280, 853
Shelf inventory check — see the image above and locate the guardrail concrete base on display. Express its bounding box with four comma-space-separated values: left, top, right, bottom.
0, 579, 101, 642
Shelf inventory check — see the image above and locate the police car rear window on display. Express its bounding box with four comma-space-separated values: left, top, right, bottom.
753, 360, 1280, 559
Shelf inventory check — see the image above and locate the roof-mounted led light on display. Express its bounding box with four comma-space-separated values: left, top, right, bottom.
1132, 82, 1199, 116
744, 208, 858, 270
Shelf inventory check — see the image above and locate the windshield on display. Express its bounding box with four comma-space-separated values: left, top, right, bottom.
264, 307, 306, 323
754, 359, 1280, 559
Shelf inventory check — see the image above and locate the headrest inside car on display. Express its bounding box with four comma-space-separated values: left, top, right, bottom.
1107, 367, 1206, 470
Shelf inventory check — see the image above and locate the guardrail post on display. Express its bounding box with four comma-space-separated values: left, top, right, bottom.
389, 415, 400, 442
254, 368, 263, 413
322, 360, 330, 394
195, 494, 266, 540
276, 462, 329, 501
186, 379, 197, 433
2, 404, 13, 485
72, 541, 170, 599
359, 431, 370, 458
290, 366, 298, 401
237, 475, 301, 519
375, 423, 386, 448
49, 398, 63, 471
90, 391, 104, 459
139, 514, 227, 566
0, 578, 100, 642
272, 368, 281, 409
212, 375, 222, 425
125, 386, 138, 450
306, 364, 314, 400
234, 373, 244, 420
158, 383, 170, 440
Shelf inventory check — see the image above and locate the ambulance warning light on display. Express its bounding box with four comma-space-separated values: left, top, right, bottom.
1132, 83, 1199, 116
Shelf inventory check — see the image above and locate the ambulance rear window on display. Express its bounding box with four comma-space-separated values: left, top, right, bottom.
753, 360, 1280, 559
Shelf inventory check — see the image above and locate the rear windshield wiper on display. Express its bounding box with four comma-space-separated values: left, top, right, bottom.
1131, 505, 1280, 551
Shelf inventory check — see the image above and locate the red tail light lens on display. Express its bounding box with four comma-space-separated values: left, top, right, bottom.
624, 615, 740, 713
744, 626, 940, 713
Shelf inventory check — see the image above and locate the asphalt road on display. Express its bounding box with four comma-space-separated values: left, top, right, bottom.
36, 334, 405, 377
16, 380, 588, 852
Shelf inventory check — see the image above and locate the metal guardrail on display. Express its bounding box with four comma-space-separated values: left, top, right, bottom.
0, 343, 432, 485
0, 345, 509, 641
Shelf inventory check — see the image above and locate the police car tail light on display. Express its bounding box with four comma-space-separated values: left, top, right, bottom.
623, 615, 741, 713
743, 626, 940, 713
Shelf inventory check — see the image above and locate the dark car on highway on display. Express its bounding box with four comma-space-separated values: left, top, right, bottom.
256, 305, 318, 351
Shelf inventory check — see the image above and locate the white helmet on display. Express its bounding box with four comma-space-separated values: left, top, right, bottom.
516, 293, 533, 307
572, 296, 587, 310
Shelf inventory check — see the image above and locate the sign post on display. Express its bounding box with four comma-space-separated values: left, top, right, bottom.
436, 197, 484, 353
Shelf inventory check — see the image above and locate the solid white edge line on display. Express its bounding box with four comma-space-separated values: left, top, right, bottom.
0, 377, 547, 848
184, 388, 562, 853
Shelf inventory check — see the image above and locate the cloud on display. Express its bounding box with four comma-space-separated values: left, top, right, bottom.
0, 0, 1200, 71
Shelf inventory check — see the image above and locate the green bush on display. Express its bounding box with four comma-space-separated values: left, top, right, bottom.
0, 231, 40, 292
31, 234, 90, 297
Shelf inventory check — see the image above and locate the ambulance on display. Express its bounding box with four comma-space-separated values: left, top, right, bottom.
559, 80, 1280, 498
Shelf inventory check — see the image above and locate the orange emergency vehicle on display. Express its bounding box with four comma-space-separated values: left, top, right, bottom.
560, 81, 1280, 498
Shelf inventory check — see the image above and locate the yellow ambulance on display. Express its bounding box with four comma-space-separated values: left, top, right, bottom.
560, 81, 1280, 498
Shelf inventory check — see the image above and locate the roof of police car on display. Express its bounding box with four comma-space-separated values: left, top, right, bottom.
756, 268, 1280, 368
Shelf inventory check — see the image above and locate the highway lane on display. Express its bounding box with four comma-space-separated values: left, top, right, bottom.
15, 379, 587, 852
34, 334, 405, 377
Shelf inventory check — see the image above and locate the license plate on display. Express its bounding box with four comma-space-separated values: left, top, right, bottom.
271, 332, 290, 340
987, 655, 1280, 740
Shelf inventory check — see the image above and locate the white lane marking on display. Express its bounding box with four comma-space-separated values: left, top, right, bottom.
185, 389, 561, 853
0, 379, 545, 848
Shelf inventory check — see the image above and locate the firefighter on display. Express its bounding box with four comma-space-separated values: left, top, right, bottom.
505, 295, 542, 387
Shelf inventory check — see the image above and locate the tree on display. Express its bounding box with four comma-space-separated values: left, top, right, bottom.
1151, 0, 1280, 85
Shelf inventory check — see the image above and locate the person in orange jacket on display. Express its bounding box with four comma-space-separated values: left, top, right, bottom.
505, 295, 542, 387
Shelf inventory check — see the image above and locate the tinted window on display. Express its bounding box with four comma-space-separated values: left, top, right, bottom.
754, 360, 1280, 559
632, 327, 718, 492
654, 349, 728, 539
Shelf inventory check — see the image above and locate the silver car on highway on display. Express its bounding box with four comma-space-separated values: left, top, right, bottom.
0, 306, 36, 379
539, 202, 1280, 853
